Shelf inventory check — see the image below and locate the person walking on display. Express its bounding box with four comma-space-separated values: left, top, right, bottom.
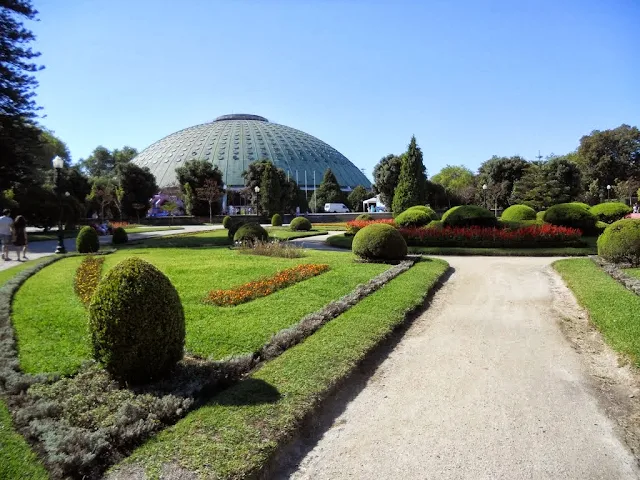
0, 209, 14, 261
12, 215, 28, 261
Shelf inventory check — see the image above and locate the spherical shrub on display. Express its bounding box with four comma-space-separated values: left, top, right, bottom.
111, 227, 128, 245
406, 205, 439, 220
352, 223, 407, 262
589, 202, 632, 223
395, 209, 433, 228
222, 215, 232, 229
501, 205, 536, 222
89, 257, 185, 383
441, 205, 497, 228
569, 202, 590, 210
356, 213, 373, 221
234, 223, 268, 243
426, 220, 444, 229
271, 213, 283, 227
536, 211, 546, 222
543, 203, 597, 232
227, 220, 245, 240
290, 217, 312, 231
76, 226, 100, 253
597, 219, 640, 266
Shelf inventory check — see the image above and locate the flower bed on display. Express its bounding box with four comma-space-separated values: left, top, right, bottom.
399, 224, 582, 248
74, 256, 105, 305
204, 264, 330, 306
346, 218, 395, 235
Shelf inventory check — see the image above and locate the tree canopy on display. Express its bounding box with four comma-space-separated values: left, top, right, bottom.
176, 159, 223, 216
476, 155, 529, 208
372, 154, 402, 208
78, 145, 138, 178
309, 168, 346, 212
431, 165, 476, 206
392, 136, 427, 213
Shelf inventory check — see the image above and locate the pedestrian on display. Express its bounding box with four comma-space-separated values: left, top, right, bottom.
634, 203, 639, 214
0, 209, 14, 261
12, 215, 28, 261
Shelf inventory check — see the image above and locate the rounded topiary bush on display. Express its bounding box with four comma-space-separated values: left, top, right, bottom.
234, 223, 268, 243
227, 220, 245, 240
76, 226, 100, 253
597, 219, 640, 266
111, 227, 128, 245
222, 215, 232, 229
89, 257, 185, 383
352, 223, 407, 262
543, 203, 597, 232
501, 205, 536, 222
427, 220, 444, 229
271, 213, 283, 227
356, 213, 373, 221
406, 205, 439, 220
536, 210, 546, 222
395, 208, 433, 228
441, 205, 497, 228
569, 202, 590, 210
590, 202, 632, 223
290, 217, 312, 231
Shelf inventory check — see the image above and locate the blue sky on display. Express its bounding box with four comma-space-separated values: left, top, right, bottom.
29, 0, 640, 180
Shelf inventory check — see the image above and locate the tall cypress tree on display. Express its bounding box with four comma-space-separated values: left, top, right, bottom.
259, 162, 281, 216
392, 136, 428, 213
309, 168, 345, 212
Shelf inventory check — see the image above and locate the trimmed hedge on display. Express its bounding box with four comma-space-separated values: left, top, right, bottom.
441, 205, 497, 228
394, 209, 432, 228
222, 216, 232, 229
590, 202, 632, 224
536, 211, 546, 222
111, 227, 128, 245
501, 205, 536, 222
271, 213, 283, 227
290, 217, 312, 231
76, 226, 99, 253
352, 223, 407, 262
543, 203, 598, 232
227, 220, 245, 241
234, 223, 268, 243
597, 219, 640, 266
88, 258, 185, 383
427, 220, 444, 229
406, 205, 439, 220
356, 213, 373, 221
570, 202, 590, 210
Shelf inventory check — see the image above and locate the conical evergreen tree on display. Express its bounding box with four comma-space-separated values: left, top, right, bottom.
259, 162, 282, 216
309, 168, 345, 212
392, 136, 428, 213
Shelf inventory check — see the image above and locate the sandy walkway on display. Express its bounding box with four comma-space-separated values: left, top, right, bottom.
283, 256, 640, 480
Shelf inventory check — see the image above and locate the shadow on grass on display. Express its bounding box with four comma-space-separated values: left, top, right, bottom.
210, 378, 281, 406
123, 231, 232, 249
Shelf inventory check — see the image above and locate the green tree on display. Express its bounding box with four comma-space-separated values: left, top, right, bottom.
309, 168, 345, 212
242, 160, 303, 213
0, 0, 43, 191
116, 162, 158, 219
372, 154, 402, 207
175, 159, 223, 216
196, 178, 222, 223
431, 165, 476, 207
259, 162, 282, 216
477, 155, 529, 208
392, 136, 427, 214
348, 185, 370, 212
87, 178, 116, 221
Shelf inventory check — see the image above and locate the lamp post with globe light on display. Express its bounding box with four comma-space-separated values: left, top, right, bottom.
482, 184, 488, 209
607, 184, 611, 201
254, 186, 260, 216
52, 156, 66, 254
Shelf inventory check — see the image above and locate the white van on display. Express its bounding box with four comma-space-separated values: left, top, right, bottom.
324, 203, 351, 213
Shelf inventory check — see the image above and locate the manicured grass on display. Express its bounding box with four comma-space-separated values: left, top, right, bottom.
312, 222, 348, 231
0, 400, 48, 480
12, 248, 388, 375
124, 226, 183, 234
326, 233, 598, 256
554, 259, 640, 364
114, 258, 449, 479
267, 227, 328, 240
126, 229, 231, 248
0, 256, 52, 287
624, 268, 640, 280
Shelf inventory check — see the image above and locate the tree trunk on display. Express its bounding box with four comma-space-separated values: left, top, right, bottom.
209, 202, 212, 224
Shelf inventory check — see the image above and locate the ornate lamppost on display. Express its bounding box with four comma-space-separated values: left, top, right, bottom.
52, 156, 66, 254
482, 183, 488, 209
607, 184, 611, 201
254, 185, 260, 216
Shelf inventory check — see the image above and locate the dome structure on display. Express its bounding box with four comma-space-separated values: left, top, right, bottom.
132, 114, 370, 190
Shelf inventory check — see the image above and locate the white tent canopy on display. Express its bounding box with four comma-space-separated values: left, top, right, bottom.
362, 195, 386, 212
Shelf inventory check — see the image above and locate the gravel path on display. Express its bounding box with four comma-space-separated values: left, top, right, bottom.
284, 256, 640, 480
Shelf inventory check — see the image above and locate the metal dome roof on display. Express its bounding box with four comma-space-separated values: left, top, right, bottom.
132, 114, 371, 190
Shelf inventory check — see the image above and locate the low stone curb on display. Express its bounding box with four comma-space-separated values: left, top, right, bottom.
591, 256, 640, 296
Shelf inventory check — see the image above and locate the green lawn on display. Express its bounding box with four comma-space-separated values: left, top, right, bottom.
124, 226, 183, 234
0, 257, 52, 287
266, 227, 328, 240
624, 268, 640, 280
12, 248, 388, 375
554, 259, 640, 364
327, 233, 598, 256
125, 229, 230, 248
113, 257, 449, 479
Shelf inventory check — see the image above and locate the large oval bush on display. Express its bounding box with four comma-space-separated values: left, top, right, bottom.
536, 211, 546, 222
227, 220, 245, 240
597, 219, 640, 266
271, 213, 283, 226
222, 215, 232, 229
395, 208, 432, 228
590, 202, 632, 223
543, 203, 597, 232
111, 226, 128, 245
352, 223, 407, 261
234, 223, 268, 243
406, 205, 439, 220
290, 217, 312, 231
76, 226, 100, 253
356, 213, 373, 221
89, 257, 185, 383
441, 205, 497, 228
569, 202, 590, 210
501, 205, 536, 222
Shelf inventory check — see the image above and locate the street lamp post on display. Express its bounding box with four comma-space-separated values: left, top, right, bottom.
482, 184, 488, 209
607, 184, 611, 201
52, 156, 66, 254
254, 186, 260, 216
